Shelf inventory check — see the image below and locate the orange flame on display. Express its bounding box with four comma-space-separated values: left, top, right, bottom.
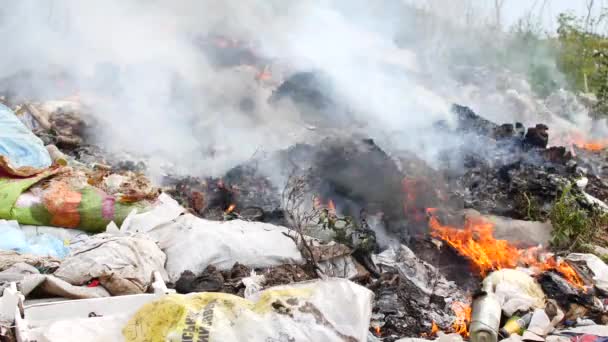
328, 199, 336, 215
564, 132, 608, 152
573, 136, 608, 151
428, 214, 518, 276
374, 326, 381, 336
428, 211, 585, 289
452, 302, 471, 337
431, 321, 440, 335
313, 196, 337, 215
255, 66, 272, 81
225, 204, 236, 214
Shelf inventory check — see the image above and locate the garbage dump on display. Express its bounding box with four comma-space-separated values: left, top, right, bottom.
5, 2, 608, 342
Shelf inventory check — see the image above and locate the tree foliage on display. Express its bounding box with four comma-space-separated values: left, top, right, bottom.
556, 11, 608, 113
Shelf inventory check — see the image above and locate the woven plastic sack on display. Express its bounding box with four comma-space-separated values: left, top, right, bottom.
123, 278, 373, 342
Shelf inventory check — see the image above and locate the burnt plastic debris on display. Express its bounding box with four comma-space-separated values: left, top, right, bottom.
175, 267, 224, 294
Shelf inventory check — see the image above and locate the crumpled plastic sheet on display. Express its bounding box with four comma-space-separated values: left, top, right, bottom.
567, 253, 608, 294
483, 269, 546, 316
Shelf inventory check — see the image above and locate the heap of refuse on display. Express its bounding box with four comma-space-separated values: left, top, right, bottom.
3, 85, 608, 342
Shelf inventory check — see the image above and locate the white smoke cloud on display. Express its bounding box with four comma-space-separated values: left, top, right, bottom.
0, 0, 603, 181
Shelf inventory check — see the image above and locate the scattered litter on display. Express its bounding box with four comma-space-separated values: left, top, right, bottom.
3, 33, 608, 342
522, 309, 552, 340
500, 312, 533, 338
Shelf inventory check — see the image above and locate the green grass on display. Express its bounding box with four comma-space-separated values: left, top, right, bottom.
549, 184, 608, 252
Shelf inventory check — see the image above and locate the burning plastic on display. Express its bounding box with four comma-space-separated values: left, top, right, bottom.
427, 210, 586, 289
452, 301, 472, 337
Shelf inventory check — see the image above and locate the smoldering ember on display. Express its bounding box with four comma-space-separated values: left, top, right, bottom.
5, 2, 608, 342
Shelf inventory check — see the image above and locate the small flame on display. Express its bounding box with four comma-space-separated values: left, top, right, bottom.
255, 65, 272, 81
313, 196, 337, 214
374, 326, 381, 336
328, 199, 336, 215
451, 302, 471, 337
431, 321, 440, 335
225, 204, 236, 214
564, 132, 608, 152
428, 212, 585, 289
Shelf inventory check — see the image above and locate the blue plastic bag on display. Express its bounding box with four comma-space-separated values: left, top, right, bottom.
0, 104, 52, 176
0, 220, 69, 258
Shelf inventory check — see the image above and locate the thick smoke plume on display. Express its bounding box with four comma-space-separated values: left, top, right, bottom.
0, 1, 602, 179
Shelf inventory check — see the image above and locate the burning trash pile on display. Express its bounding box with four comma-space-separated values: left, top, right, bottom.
2, 31, 608, 342
1, 92, 608, 342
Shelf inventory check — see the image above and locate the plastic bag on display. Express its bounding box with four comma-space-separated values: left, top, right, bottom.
123, 278, 373, 342
483, 269, 545, 316
0, 104, 52, 176
0, 220, 69, 258
121, 204, 303, 282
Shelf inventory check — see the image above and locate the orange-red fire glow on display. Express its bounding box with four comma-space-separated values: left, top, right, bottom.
451, 302, 472, 337
225, 203, 236, 214
328, 199, 336, 214
427, 210, 585, 289
572, 135, 608, 152
431, 321, 440, 335
313, 196, 337, 215
561, 132, 608, 152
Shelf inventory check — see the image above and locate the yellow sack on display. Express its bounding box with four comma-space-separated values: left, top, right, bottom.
123, 278, 373, 342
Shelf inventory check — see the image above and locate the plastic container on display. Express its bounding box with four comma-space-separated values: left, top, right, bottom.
470, 282, 502, 342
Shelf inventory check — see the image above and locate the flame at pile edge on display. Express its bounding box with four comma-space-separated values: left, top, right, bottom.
426, 209, 585, 289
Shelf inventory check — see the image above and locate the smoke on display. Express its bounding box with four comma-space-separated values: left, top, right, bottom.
0, 1, 603, 180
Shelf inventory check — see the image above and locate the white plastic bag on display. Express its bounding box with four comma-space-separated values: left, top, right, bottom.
120, 198, 304, 282
483, 269, 545, 316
